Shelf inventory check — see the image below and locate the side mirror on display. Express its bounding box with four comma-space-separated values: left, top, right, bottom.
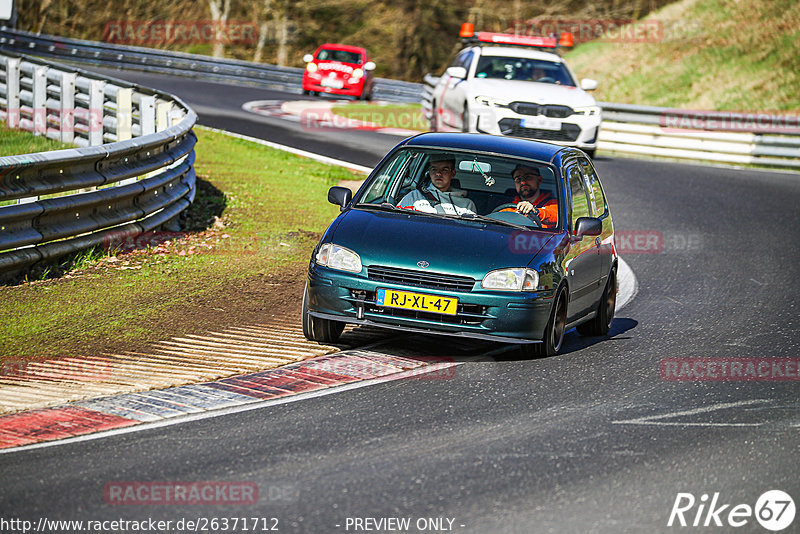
573, 216, 602, 238
580, 78, 598, 91
303, 54, 314, 63
328, 186, 353, 209
364, 61, 376, 71
445, 66, 467, 79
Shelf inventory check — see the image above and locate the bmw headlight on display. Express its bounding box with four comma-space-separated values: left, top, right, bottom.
482, 268, 539, 291
474, 95, 510, 108
574, 105, 601, 116
316, 243, 362, 273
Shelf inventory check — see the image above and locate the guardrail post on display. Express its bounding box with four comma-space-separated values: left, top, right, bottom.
116, 87, 132, 141
88, 79, 104, 146
5, 57, 20, 128
60, 71, 75, 144
156, 101, 171, 132
32, 66, 48, 136
140, 95, 156, 136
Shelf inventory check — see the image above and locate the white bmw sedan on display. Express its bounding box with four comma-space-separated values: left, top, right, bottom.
430, 44, 601, 157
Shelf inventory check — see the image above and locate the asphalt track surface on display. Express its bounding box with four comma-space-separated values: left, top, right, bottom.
2, 70, 799, 533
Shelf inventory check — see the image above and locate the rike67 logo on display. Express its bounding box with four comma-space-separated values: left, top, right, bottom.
668, 490, 795, 531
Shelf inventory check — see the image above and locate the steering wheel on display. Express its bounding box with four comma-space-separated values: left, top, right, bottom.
491, 203, 542, 225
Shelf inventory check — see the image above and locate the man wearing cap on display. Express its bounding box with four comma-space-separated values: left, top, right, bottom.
506, 164, 558, 228
398, 155, 477, 216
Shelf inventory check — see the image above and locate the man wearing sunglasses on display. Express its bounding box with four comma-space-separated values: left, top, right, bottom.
398, 155, 477, 215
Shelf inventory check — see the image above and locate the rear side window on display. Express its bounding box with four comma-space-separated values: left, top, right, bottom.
579, 158, 607, 217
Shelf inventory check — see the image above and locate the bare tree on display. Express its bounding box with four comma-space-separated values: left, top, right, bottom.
208, 0, 232, 58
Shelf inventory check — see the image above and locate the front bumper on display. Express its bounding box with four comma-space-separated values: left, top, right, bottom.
307, 265, 556, 344
472, 105, 601, 149
303, 73, 366, 96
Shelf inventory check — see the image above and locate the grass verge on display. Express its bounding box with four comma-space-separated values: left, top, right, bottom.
565, 0, 800, 111
0, 123, 74, 156
331, 102, 427, 131
0, 127, 362, 361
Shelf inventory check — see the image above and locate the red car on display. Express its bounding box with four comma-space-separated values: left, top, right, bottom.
302, 44, 376, 100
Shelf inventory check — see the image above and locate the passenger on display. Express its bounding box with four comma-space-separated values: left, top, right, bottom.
504, 164, 558, 228
398, 155, 477, 216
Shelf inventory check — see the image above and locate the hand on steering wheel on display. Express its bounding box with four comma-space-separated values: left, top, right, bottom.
491, 203, 542, 225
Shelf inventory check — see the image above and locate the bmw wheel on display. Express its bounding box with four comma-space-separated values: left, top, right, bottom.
301, 284, 344, 343
461, 105, 470, 132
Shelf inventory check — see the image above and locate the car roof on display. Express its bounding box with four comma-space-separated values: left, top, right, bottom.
317, 43, 367, 54
400, 132, 572, 164
470, 45, 564, 63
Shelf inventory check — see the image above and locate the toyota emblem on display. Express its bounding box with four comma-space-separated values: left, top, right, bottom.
417, 261, 430, 268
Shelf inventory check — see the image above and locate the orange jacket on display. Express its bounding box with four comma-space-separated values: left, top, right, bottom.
501, 192, 559, 228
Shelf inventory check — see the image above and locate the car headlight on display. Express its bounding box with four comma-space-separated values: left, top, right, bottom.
306, 63, 318, 72
351, 68, 364, 78
482, 268, 539, 291
474, 95, 510, 108
574, 105, 601, 116
316, 243, 362, 273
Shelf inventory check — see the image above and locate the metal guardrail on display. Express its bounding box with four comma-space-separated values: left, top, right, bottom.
0, 52, 197, 278
0, 27, 423, 103
422, 75, 800, 169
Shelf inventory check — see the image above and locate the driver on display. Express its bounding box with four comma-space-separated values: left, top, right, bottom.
504, 164, 558, 228
398, 155, 477, 215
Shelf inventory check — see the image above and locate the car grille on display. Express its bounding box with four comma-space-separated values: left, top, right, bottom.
368, 265, 476, 293
508, 102, 574, 118
498, 119, 581, 141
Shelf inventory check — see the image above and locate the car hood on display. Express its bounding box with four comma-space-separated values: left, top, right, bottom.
330, 208, 558, 280
466, 78, 596, 107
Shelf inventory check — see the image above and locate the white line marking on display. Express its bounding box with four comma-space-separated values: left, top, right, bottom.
0, 362, 462, 455
615, 257, 637, 311
612, 399, 771, 427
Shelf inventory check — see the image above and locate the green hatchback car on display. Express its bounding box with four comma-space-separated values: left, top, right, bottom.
303, 133, 616, 357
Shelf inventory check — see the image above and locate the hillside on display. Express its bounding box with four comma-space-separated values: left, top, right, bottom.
564, 0, 800, 111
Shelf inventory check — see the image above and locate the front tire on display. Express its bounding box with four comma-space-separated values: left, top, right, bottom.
577, 269, 616, 336
429, 101, 438, 132
521, 286, 568, 358
461, 105, 470, 132
301, 284, 344, 343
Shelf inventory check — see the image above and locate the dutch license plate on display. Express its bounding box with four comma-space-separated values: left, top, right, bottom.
376, 288, 458, 316
321, 78, 344, 89
521, 117, 561, 130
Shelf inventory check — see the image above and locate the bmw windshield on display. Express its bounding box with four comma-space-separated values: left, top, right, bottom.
474, 56, 576, 86
354, 148, 562, 231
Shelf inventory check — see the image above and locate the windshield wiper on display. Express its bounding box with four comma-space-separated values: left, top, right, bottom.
355, 202, 400, 212
456, 212, 529, 230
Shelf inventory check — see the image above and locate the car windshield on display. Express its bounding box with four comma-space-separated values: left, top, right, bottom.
355, 148, 561, 230
317, 48, 361, 64
474, 56, 575, 86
